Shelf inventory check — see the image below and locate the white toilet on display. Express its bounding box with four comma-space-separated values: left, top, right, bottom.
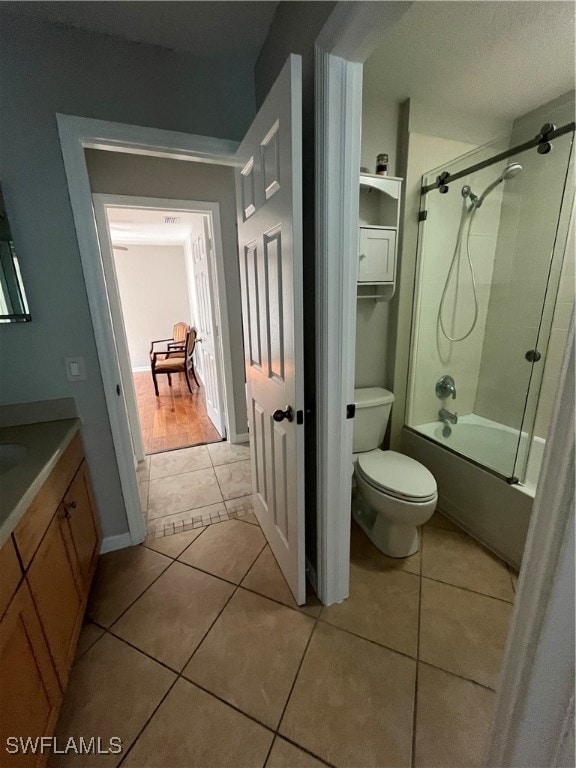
352, 387, 437, 558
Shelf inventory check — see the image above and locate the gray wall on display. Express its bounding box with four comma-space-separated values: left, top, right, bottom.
86, 150, 248, 438
255, 1, 336, 574
0, 13, 255, 539
112, 244, 192, 370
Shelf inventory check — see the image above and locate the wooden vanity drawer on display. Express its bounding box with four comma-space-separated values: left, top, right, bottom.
13, 433, 83, 569
0, 537, 23, 619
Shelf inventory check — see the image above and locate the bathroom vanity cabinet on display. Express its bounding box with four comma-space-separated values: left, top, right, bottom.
0, 431, 101, 767
358, 174, 402, 298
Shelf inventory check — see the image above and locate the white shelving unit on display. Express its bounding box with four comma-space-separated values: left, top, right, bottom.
357, 173, 403, 300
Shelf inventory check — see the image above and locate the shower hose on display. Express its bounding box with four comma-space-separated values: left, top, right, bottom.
438, 199, 479, 342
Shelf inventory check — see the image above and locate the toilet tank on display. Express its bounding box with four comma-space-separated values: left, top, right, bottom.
353, 387, 395, 453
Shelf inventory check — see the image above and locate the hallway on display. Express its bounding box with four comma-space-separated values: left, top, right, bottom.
133, 371, 222, 454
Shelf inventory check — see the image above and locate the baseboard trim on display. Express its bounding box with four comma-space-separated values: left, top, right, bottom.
131, 366, 149, 373
100, 532, 132, 554
230, 432, 250, 444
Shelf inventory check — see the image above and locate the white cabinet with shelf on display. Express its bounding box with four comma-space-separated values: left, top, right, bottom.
357, 174, 402, 300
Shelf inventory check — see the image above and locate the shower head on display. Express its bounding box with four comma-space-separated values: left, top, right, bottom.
476, 162, 523, 207
501, 162, 523, 180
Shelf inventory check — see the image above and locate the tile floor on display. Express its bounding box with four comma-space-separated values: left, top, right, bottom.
51, 507, 516, 768
139, 442, 252, 538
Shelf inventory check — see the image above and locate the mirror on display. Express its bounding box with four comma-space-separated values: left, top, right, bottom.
0, 185, 30, 323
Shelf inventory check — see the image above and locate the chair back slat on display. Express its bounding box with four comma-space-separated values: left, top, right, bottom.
173, 322, 189, 344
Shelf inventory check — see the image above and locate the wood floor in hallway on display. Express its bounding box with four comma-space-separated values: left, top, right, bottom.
133, 371, 222, 454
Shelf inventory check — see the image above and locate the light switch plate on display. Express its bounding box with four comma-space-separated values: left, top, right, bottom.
64, 357, 86, 382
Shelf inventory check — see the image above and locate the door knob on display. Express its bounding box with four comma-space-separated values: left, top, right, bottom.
273, 405, 294, 423
525, 349, 542, 362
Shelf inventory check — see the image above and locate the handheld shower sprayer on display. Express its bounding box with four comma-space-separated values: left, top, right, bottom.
460, 162, 523, 210
439, 162, 523, 342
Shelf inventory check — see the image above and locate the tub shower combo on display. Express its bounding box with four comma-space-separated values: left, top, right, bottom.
404, 114, 575, 567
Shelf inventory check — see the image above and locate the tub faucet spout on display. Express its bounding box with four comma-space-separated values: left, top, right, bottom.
439, 408, 458, 425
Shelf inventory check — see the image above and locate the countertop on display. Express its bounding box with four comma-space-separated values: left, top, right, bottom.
0, 419, 80, 547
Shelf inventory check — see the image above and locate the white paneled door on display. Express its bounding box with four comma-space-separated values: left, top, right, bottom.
191, 216, 224, 437
235, 55, 305, 604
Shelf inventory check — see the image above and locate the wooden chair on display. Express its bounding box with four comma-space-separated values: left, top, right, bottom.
149, 322, 189, 360
150, 327, 200, 397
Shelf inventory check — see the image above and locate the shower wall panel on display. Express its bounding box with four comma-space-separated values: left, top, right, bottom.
475, 93, 575, 437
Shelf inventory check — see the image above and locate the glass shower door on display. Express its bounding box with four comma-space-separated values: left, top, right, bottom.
406, 128, 574, 481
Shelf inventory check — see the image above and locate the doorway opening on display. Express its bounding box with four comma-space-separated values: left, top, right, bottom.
97, 201, 226, 455
91, 193, 252, 537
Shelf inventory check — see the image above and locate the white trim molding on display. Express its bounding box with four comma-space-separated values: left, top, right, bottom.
314, 48, 363, 605
486, 314, 575, 768
57, 114, 240, 548
313, 0, 413, 607
100, 532, 133, 554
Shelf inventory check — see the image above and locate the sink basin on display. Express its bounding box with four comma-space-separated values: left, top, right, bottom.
0, 443, 27, 475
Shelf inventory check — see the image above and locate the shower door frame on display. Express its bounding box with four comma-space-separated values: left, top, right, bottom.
406, 123, 575, 484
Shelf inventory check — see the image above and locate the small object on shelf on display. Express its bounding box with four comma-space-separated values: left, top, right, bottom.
376, 153, 389, 176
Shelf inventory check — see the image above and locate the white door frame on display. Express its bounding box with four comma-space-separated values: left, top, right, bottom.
314, 2, 411, 605
315, 0, 574, 761
57, 114, 240, 547
92, 193, 234, 450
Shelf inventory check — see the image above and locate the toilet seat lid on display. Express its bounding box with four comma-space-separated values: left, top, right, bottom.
357, 450, 437, 500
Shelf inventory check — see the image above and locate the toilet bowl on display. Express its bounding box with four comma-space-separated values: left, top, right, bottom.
353, 388, 437, 558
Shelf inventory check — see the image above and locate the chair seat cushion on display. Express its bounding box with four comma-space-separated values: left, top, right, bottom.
154, 359, 186, 373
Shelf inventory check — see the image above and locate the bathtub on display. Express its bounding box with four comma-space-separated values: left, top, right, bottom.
402, 413, 541, 568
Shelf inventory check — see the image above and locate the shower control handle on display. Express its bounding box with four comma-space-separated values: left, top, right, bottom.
435, 375, 457, 400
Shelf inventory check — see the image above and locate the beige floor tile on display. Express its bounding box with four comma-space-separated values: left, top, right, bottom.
184, 589, 314, 728
138, 480, 149, 513
214, 459, 252, 500
147, 467, 223, 519
242, 546, 322, 618
136, 456, 150, 481
208, 441, 251, 465
425, 510, 461, 532
147, 501, 225, 533
509, 566, 519, 592
122, 678, 273, 768
267, 737, 327, 768
113, 562, 234, 670
144, 526, 206, 558
178, 518, 265, 583
241, 511, 259, 525
420, 579, 512, 689
50, 634, 175, 768
225, 497, 255, 516
280, 622, 416, 768
74, 621, 105, 660
415, 663, 495, 768
320, 525, 420, 656
150, 445, 212, 479
422, 526, 515, 601
88, 546, 171, 627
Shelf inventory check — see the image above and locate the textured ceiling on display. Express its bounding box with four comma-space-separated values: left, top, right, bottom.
2, 1, 279, 60
107, 207, 205, 246
365, 1, 575, 120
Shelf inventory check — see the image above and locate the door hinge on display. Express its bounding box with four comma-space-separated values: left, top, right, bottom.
116, 383, 121, 396
418, 210, 428, 222
296, 410, 304, 425
346, 403, 356, 419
